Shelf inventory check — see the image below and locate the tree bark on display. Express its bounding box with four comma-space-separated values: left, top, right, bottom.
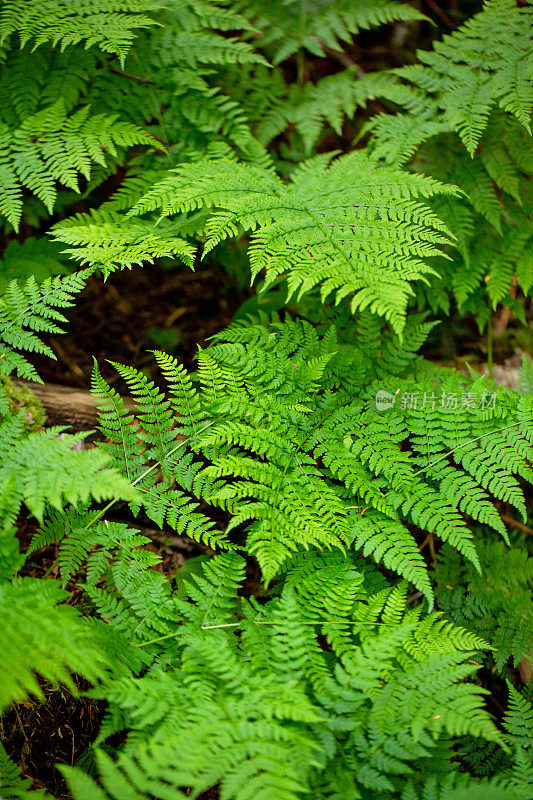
15, 381, 136, 431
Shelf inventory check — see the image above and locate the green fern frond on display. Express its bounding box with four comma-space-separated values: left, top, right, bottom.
0, 742, 48, 799
89, 317, 533, 605
0, 269, 92, 381
130, 151, 459, 334
394, 0, 533, 155
0, 237, 66, 291
91, 359, 225, 548
503, 682, 533, 751
0, 0, 161, 62
0, 577, 109, 712
52, 210, 195, 277
435, 535, 533, 670
59, 550, 503, 800
0, 416, 138, 521
401, 774, 531, 800
0, 100, 153, 229
31, 510, 160, 584
232, 0, 426, 64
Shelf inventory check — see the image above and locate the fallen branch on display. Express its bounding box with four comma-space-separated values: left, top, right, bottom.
15, 381, 136, 431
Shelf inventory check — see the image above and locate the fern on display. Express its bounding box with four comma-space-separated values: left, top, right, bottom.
52, 210, 196, 276
0, 101, 153, 230
1, 2, 532, 797
0, 237, 66, 291
0, 418, 138, 522
503, 682, 533, 753
55, 551, 505, 800
30, 510, 160, 584
129, 150, 459, 335
232, 0, 426, 64
364, 0, 533, 158
0, 0, 161, 62
0, 742, 48, 799
87, 316, 533, 606
0, 577, 109, 712
434, 534, 533, 670
348, 2, 533, 320
0, 268, 92, 381
91, 359, 224, 548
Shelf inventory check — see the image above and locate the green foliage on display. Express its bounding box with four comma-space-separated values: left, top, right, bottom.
53, 551, 505, 800
0, 269, 92, 381
52, 209, 196, 276
0, 742, 48, 799
0, 577, 109, 712
86, 316, 532, 607
0, 0, 161, 61
362, 0, 533, 157
0, 101, 153, 230
232, 0, 425, 64
0, 418, 138, 522
0, 237, 66, 290
503, 682, 533, 753
0, 0, 267, 235
0, 267, 139, 525
0, 1, 532, 798
435, 533, 533, 670
129, 151, 458, 335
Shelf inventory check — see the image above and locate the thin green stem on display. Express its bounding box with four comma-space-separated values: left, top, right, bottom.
297, 1, 307, 86
412, 417, 531, 477
42, 420, 216, 579
136, 617, 382, 646
487, 317, 494, 380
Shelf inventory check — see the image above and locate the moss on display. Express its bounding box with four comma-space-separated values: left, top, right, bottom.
1, 376, 45, 432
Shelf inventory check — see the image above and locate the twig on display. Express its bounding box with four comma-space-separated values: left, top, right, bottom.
425, 0, 454, 27
109, 66, 153, 84
500, 513, 533, 537
316, 40, 366, 77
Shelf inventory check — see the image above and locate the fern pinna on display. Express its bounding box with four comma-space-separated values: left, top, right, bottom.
83, 314, 532, 607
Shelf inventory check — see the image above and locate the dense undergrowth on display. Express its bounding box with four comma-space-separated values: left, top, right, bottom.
0, 1, 532, 798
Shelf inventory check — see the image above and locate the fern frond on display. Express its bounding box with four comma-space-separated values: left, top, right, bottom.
90, 317, 533, 605
0, 742, 48, 799
0, 0, 161, 62
0, 237, 66, 291
503, 682, 533, 751
0, 268, 92, 381
232, 0, 426, 64
52, 210, 195, 277
0, 416, 138, 521
130, 151, 458, 334
435, 535, 533, 670
0, 101, 153, 229
394, 0, 533, 155
0, 577, 109, 712
91, 359, 225, 548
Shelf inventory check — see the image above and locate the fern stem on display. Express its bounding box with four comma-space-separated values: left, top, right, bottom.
42, 422, 216, 579
487, 318, 494, 380
108, 65, 153, 84
296, 0, 307, 86
136, 618, 382, 647
412, 418, 531, 477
